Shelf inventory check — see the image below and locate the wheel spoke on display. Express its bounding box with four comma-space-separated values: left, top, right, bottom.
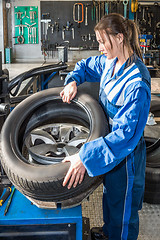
28, 144, 63, 164
68, 131, 88, 147
63, 145, 79, 156
30, 129, 56, 145
29, 144, 57, 156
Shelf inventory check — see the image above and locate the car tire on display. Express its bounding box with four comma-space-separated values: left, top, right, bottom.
144, 95, 160, 204
0, 87, 109, 208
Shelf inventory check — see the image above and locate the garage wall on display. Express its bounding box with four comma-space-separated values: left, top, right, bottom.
9, 0, 98, 63
0, 1, 4, 63
11, 0, 43, 62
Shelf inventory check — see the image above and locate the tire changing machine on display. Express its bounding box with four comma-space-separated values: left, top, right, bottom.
0, 188, 88, 240
0, 52, 90, 240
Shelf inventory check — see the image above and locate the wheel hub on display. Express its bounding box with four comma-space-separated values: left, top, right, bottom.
24, 123, 89, 165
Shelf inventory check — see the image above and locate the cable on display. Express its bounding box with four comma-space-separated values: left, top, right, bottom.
8, 63, 67, 96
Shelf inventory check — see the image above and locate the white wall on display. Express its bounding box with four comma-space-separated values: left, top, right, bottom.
0, 0, 4, 63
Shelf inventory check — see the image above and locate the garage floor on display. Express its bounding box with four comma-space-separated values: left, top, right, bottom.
1, 63, 160, 240
82, 185, 160, 240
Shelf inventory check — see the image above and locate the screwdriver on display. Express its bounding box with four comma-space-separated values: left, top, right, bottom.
4, 187, 16, 216
0, 187, 12, 207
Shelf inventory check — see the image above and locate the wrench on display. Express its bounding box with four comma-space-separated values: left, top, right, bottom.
96, 4, 98, 23
98, 1, 101, 21
105, 1, 109, 15
73, 3, 84, 23
117, 0, 121, 14
85, 5, 88, 26
141, 7, 146, 24
123, 0, 128, 18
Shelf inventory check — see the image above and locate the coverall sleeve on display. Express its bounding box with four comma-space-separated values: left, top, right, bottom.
64, 55, 106, 86
79, 82, 151, 177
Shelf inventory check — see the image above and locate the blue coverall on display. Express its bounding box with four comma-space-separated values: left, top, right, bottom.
65, 53, 151, 240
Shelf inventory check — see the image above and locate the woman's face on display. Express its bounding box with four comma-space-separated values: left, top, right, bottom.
95, 30, 122, 59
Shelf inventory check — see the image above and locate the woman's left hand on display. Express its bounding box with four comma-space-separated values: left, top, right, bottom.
62, 153, 86, 189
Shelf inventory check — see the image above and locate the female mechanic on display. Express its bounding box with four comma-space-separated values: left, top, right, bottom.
60, 13, 151, 240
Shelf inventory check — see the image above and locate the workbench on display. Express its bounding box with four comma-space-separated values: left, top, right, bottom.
0, 189, 83, 240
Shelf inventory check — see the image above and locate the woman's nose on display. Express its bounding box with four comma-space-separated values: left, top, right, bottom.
99, 43, 104, 52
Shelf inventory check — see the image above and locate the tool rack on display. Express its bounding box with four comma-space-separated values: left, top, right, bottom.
40, 0, 131, 53
14, 6, 38, 45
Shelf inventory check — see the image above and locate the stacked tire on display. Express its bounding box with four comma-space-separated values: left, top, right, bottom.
144, 94, 160, 204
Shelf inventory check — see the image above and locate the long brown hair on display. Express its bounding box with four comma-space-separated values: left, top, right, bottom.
94, 13, 143, 61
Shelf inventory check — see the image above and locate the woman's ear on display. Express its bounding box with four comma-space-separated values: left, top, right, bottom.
117, 33, 124, 44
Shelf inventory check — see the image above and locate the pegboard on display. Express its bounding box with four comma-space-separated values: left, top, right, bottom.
40, 1, 129, 50
135, 3, 160, 48
14, 6, 39, 45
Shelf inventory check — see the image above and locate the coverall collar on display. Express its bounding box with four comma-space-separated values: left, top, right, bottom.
110, 53, 136, 80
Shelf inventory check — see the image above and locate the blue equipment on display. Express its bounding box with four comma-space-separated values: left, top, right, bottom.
0, 189, 83, 240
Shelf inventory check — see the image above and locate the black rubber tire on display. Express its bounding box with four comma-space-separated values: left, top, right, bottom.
145, 137, 160, 168
150, 94, 160, 113
144, 167, 160, 204
144, 95, 160, 204
0, 88, 109, 207
144, 95, 160, 167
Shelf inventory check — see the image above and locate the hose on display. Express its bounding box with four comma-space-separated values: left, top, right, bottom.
8, 63, 67, 96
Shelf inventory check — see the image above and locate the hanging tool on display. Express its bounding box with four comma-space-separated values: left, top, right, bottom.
131, 0, 138, 12
41, 13, 51, 39
123, 0, 128, 18
41, 19, 51, 39
15, 11, 23, 20
55, 21, 59, 32
66, 21, 73, 31
72, 28, 75, 39
17, 35, 25, 44
4, 187, 16, 216
148, 12, 152, 28
15, 24, 26, 44
0, 187, 12, 207
32, 27, 37, 44
22, 11, 29, 19
96, 3, 98, 23
29, 11, 37, 23
73, 3, 84, 25
117, 0, 121, 14
25, 22, 36, 43
105, 1, 109, 15
15, 24, 26, 36
62, 27, 65, 40
101, 1, 105, 16
92, 0, 96, 21
91, 4, 94, 20
61, 22, 73, 40
98, 1, 101, 21
141, 6, 146, 24
48, 23, 55, 33
85, 5, 88, 26
156, 21, 160, 28
109, 1, 112, 13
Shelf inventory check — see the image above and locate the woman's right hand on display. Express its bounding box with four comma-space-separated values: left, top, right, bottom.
60, 81, 77, 104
